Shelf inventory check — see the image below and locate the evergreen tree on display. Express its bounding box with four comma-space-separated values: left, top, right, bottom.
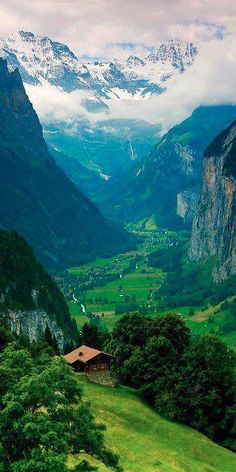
44, 325, 60, 354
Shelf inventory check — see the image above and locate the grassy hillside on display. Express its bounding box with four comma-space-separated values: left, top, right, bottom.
75, 377, 236, 472
157, 302, 236, 348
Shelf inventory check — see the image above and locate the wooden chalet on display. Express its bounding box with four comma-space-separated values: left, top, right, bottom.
64, 345, 114, 373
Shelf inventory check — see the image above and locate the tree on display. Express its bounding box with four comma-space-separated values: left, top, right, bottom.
188, 307, 195, 316
110, 313, 236, 452
79, 323, 109, 350
44, 325, 60, 354
152, 334, 236, 451
0, 317, 14, 352
0, 343, 121, 472
150, 313, 190, 355
172, 335, 236, 448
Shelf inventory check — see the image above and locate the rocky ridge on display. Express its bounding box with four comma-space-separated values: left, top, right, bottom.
8, 309, 65, 352
0, 229, 77, 350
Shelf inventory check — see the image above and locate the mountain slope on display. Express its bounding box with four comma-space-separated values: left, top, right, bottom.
45, 118, 161, 179
0, 58, 129, 268
0, 32, 196, 187
48, 146, 107, 201
0, 229, 77, 350
104, 106, 236, 226
190, 121, 236, 282
76, 377, 236, 472
0, 32, 197, 110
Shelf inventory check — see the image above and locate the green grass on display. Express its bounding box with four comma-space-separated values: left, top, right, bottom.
145, 215, 157, 231
86, 272, 162, 298
188, 307, 236, 347
70, 271, 163, 331
74, 377, 236, 472
68, 453, 109, 471
64, 226, 236, 345
68, 302, 88, 329
156, 304, 236, 347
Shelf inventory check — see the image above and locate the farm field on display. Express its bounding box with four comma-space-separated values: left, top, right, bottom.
63, 224, 179, 329
59, 222, 236, 346
158, 304, 236, 347
71, 377, 236, 472
69, 268, 164, 331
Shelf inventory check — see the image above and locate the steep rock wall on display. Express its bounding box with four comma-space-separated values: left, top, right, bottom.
190, 122, 236, 282
8, 309, 65, 352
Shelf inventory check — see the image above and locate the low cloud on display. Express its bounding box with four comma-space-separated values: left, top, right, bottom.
107, 37, 236, 130
25, 84, 95, 124
26, 35, 236, 134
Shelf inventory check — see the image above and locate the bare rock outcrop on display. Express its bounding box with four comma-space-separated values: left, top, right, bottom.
190, 122, 236, 282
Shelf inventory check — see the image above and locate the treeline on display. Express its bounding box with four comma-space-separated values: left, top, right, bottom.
0, 319, 121, 472
109, 313, 236, 452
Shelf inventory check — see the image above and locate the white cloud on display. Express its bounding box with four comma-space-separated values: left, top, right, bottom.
25, 35, 236, 133
2, 0, 234, 132
0, 1, 236, 59
106, 37, 236, 130
25, 83, 99, 123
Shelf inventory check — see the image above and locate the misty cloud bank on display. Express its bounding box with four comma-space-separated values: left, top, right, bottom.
1, 0, 235, 131
26, 35, 236, 133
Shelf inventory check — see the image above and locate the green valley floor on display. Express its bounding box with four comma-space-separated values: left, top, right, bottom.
59, 223, 236, 347
70, 377, 236, 472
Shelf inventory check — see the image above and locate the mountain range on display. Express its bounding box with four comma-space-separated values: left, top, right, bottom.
0, 58, 129, 269
102, 105, 236, 227
0, 31, 197, 112
0, 31, 199, 185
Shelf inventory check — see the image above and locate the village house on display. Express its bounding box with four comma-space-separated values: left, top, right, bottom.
64, 344, 114, 373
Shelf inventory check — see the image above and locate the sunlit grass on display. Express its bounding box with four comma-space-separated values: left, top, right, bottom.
74, 377, 236, 472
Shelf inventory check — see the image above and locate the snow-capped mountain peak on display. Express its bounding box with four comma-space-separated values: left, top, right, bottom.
146, 39, 197, 69
127, 55, 145, 66
0, 31, 198, 112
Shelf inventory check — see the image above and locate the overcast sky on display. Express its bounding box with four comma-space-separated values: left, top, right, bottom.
1, 0, 236, 129
1, 0, 235, 59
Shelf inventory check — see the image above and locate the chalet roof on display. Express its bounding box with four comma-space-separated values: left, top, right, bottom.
64, 345, 113, 365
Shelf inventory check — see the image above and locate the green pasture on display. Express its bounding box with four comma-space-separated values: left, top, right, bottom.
71, 377, 236, 472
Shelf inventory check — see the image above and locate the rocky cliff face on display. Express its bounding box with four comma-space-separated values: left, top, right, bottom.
8, 309, 65, 352
0, 229, 77, 350
0, 58, 129, 268
176, 190, 199, 223
104, 106, 236, 226
189, 122, 236, 282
